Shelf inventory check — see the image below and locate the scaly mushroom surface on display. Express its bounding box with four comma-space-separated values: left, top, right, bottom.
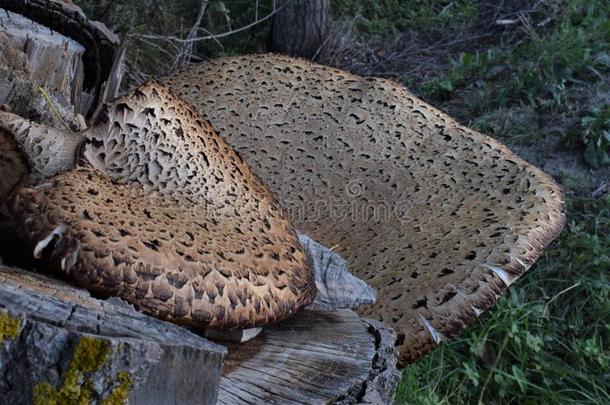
9, 81, 316, 329
165, 54, 566, 364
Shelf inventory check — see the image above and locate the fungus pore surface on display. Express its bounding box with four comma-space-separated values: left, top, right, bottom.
10, 81, 315, 330
164, 54, 566, 364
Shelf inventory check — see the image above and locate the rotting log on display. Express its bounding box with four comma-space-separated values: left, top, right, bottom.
0, 266, 226, 405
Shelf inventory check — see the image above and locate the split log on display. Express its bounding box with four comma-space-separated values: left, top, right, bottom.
218, 310, 400, 404
0, 266, 226, 404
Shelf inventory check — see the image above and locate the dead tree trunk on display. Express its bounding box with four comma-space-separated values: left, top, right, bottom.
271, 0, 331, 58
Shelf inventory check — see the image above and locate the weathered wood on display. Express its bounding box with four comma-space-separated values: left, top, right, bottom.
271, 0, 330, 58
334, 319, 401, 404
0, 0, 121, 124
0, 9, 86, 129
299, 233, 377, 311
0, 266, 226, 405
217, 309, 399, 404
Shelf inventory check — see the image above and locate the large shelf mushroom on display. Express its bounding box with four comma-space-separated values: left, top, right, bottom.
164, 54, 566, 365
7, 81, 317, 331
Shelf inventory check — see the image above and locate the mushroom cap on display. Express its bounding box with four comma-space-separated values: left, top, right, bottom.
10, 81, 315, 329
164, 54, 566, 364
0, 128, 29, 228
0, 128, 29, 205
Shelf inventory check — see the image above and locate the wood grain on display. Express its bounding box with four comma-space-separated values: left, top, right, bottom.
217, 309, 396, 404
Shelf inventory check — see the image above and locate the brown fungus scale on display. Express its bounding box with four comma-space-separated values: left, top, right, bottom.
10, 81, 316, 330
164, 54, 566, 365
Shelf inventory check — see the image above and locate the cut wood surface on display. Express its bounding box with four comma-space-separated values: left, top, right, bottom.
0, 266, 226, 404
218, 309, 399, 404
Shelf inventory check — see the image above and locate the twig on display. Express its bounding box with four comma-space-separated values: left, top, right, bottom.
592, 181, 608, 198
543, 281, 581, 318
140, 2, 287, 44
171, 0, 208, 72
37, 86, 72, 133
440, 2, 456, 16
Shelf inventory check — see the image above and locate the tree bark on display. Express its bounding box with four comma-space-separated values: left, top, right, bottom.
271, 0, 331, 59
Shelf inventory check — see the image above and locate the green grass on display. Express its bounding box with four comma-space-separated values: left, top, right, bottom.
580, 105, 610, 167
415, 0, 610, 163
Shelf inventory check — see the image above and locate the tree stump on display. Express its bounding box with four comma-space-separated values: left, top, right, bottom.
218, 310, 400, 404
0, 0, 121, 127
0, 265, 399, 404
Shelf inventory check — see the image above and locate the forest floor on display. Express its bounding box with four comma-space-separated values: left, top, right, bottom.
76, 1, 610, 403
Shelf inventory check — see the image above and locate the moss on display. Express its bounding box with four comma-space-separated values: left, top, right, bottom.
0, 312, 21, 341
101, 371, 133, 405
33, 336, 111, 405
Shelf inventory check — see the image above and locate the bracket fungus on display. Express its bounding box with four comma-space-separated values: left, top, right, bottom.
165, 54, 566, 365
8, 81, 316, 330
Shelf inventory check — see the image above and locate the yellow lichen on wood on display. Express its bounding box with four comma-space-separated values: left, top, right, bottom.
101, 371, 133, 405
33, 336, 110, 405
0, 312, 21, 341
33, 336, 133, 405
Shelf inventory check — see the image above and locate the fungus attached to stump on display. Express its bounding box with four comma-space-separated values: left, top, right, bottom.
9, 81, 316, 330
164, 54, 566, 365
